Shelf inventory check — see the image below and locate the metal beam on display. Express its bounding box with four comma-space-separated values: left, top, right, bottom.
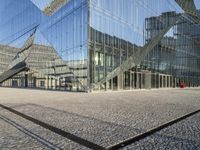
175, 0, 200, 20
44, 0, 69, 16
9, 27, 37, 69
0, 27, 37, 83
0, 61, 28, 83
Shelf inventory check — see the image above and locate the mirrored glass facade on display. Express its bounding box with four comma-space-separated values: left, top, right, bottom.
0, 0, 200, 92
88, 0, 200, 90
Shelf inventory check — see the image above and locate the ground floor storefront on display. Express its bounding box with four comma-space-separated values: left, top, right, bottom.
93, 70, 200, 92
1, 69, 199, 92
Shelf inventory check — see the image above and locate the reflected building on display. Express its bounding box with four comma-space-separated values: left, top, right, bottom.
0, 0, 199, 92
143, 11, 200, 88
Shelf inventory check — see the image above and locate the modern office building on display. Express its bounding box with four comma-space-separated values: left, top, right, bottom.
0, 0, 200, 92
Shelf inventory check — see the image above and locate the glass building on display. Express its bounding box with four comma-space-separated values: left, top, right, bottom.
0, 0, 200, 92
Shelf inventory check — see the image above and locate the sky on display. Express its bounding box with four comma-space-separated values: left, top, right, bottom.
194, 0, 200, 9
30, 0, 54, 10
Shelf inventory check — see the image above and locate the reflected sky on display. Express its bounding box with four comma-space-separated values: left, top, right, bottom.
0, 0, 195, 48
90, 0, 183, 46
30, 0, 54, 10
0, 0, 200, 62
194, 0, 200, 9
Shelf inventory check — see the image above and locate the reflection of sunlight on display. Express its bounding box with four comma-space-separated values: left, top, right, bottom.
30, 0, 54, 10
164, 28, 175, 38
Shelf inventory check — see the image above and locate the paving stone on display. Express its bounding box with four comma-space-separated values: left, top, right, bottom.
0, 87, 200, 149
0, 110, 89, 150
123, 113, 200, 150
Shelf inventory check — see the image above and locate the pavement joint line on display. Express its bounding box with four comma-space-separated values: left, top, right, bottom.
106, 108, 200, 150
0, 104, 106, 150
0, 114, 62, 150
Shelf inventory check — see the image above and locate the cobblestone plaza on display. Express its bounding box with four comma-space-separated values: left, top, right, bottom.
0, 87, 200, 149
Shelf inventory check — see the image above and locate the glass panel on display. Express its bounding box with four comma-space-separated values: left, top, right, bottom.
0, 0, 89, 91
89, 0, 200, 88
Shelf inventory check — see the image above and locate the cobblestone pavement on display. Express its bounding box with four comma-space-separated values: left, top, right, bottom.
123, 113, 200, 150
0, 116, 49, 150
0, 109, 89, 150
0, 87, 200, 149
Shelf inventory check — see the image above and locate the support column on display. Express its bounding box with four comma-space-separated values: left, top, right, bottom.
50, 77, 53, 89
117, 73, 123, 90
25, 74, 28, 88
130, 72, 132, 90
111, 78, 114, 91
146, 71, 151, 89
